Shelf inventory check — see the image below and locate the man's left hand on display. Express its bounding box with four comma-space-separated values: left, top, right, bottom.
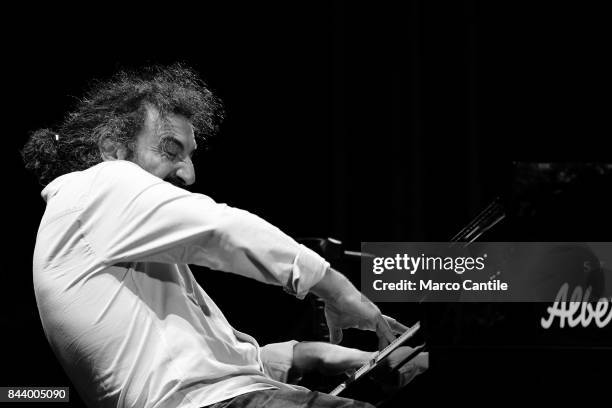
292, 342, 374, 376
371, 346, 429, 390
291, 342, 428, 387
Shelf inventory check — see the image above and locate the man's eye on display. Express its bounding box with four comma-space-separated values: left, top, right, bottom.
164, 147, 180, 157
160, 139, 182, 158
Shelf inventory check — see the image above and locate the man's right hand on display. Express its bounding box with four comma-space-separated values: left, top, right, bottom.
311, 268, 408, 350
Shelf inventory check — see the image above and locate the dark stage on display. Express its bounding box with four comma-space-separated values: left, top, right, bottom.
3, 2, 611, 406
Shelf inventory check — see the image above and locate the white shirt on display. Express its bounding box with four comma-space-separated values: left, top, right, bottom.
33, 160, 329, 408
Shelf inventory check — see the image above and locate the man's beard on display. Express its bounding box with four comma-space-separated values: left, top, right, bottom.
166, 176, 187, 188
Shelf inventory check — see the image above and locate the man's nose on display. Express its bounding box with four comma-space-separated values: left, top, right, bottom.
174, 159, 196, 186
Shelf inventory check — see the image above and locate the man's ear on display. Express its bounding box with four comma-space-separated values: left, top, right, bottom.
99, 137, 129, 161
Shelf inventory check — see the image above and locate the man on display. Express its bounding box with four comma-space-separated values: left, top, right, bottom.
23, 64, 426, 408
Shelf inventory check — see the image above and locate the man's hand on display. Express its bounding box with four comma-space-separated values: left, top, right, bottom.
292, 342, 374, 376
292, 342, 428, 388
372, 346, 429, 390
311, 268, 408, 349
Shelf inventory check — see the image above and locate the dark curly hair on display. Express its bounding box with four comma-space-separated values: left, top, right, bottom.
22, 63, 224, 185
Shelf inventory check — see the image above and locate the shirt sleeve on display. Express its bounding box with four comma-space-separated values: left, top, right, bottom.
260, 341, 300, 384
80, 161, 329, 298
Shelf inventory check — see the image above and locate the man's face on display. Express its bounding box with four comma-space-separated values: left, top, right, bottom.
131, 106, 197, 187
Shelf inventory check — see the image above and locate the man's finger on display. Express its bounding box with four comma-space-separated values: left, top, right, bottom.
329, 326, 343, 344
378, 335, 390, 351
376, 317, 396, 350
383, 314, 410, 334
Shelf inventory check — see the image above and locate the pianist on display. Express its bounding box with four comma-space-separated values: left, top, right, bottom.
23, 64, 426, 408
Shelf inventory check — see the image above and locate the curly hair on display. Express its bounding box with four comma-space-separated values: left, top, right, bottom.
22, 63, 224, 185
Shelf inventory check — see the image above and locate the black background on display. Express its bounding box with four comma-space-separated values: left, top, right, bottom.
2, 1, 611, 406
